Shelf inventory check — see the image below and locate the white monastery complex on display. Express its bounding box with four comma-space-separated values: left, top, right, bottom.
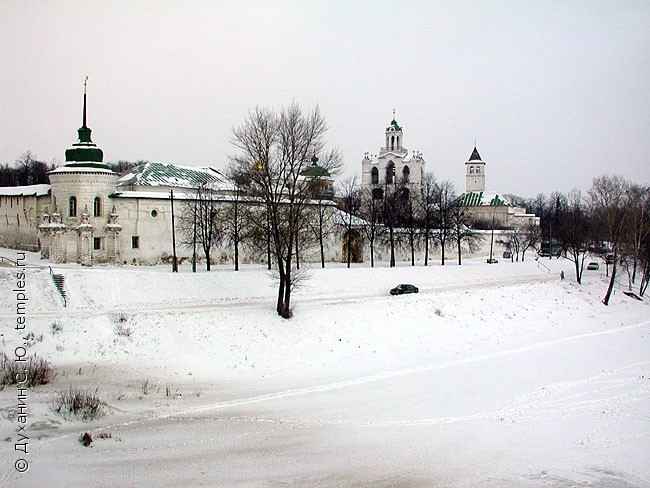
0, 86, 538, 266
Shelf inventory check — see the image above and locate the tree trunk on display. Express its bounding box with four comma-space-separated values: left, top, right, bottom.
424, 234, 429, 266
234, 238, 239, 271
602, 249, 618, 306
345, 228, 351, 269
319, 232, 325, 269
457, 239, 462, 266
276, 264, 285, 315
389, 229, 395, 267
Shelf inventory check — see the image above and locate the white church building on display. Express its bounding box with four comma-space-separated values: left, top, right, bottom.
0, 86, 342, 266
361, 114, 425, 200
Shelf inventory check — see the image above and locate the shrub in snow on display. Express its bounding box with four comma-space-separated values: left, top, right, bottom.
0, 352, 57, 388
51, 321, 63, 335
52, 386, 106, 421
79, 432, 93, 447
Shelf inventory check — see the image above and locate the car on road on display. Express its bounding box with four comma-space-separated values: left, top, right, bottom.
587, 262, 599, 270
390, 284, 419, 295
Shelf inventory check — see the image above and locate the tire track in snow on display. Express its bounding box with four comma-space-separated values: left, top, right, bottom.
39, 318, 650, 444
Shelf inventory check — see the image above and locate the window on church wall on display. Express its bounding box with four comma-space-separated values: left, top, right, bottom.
132, 236, 139, 249
371, 167, 379, 185
93, 196, 102, 217
386, 162, 395, 184
396, 136, 400, 149
469, 166, 475, 174
476, 166, 481, 174
69, 196, 77, 217
402, 165, 410, 183
372, 188, 384, 200
390, 135, 395, 150
93, 237, 102, 250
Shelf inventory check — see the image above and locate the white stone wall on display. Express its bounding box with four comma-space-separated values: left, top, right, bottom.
0, 194, 50, 251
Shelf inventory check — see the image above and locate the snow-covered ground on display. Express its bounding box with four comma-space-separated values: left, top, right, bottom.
0, 249, 648, 487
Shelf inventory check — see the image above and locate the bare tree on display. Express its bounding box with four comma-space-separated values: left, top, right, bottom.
449, 202, 484, 265
380, 182, 402, 267
589, 175, 629, 305
178, 181, 222, 271
433, 180, 456, 265
624, 184, 650, 287
555, 189, 591, 284
305, 150, 341, 268
418, 173, 438, 266
359, 187, 383, 268
230, 104, 331, 318
338, 176, 361, 268
220, 173, 251, 271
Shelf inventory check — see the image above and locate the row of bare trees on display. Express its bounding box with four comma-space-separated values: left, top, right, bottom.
339, 174, 485, 268
539, 176, 650, 304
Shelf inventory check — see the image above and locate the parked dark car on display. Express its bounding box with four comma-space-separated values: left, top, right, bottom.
587, 262, 599, 270
390, 284, 419, 295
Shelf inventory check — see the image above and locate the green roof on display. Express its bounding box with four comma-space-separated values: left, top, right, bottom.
300, 163, 331, 178
458, 192, 511, 207
117, 162, 227, 189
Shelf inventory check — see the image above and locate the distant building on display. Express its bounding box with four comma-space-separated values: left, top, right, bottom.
361, 114, 425, 200
458, 146, 539, 228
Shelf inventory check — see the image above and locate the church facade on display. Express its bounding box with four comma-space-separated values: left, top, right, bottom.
361, 115, 425, 200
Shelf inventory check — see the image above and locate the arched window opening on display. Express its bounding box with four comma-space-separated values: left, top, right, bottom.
396, 136, 400, 149
469, 166, 475, 174
476, 166, 481, 174
390, 136, 395, 150
402, 165, 410, 183
399, 187, 410, 201
386, 161, 395, 184
69, 196, 77, 217
371, 167, 379, 185
93, 196, 102, 217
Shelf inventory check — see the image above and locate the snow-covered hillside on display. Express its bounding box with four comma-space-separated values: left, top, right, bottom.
1, 249, 648, 487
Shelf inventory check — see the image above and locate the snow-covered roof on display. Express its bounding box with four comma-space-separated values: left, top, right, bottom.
117, 162, 230, 191
49, 165, 115, 175
0, 184, 51, 197
331, 208, 368, 227
458, 191, 512, 207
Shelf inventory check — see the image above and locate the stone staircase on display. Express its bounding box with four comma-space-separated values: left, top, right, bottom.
49, 267, 67, 307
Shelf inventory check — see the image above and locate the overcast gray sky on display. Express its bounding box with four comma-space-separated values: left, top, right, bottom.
1, 1, 648, 197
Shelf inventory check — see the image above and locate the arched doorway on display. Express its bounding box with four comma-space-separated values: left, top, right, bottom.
342, 229, 363, 263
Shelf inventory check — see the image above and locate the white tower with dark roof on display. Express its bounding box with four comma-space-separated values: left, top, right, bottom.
465, 146, 486, 193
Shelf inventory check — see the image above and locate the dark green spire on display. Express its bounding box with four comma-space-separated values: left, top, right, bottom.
65, 77, 106, 166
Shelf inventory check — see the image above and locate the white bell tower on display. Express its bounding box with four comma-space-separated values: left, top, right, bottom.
465, 146, 486, 192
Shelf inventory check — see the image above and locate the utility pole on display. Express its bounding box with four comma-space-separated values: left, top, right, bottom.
170, 189, 178, 272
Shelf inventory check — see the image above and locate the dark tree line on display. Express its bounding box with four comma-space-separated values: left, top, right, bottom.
0, 152, 55, 186
1, 152, 145, 187
342, 173, 484, 268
